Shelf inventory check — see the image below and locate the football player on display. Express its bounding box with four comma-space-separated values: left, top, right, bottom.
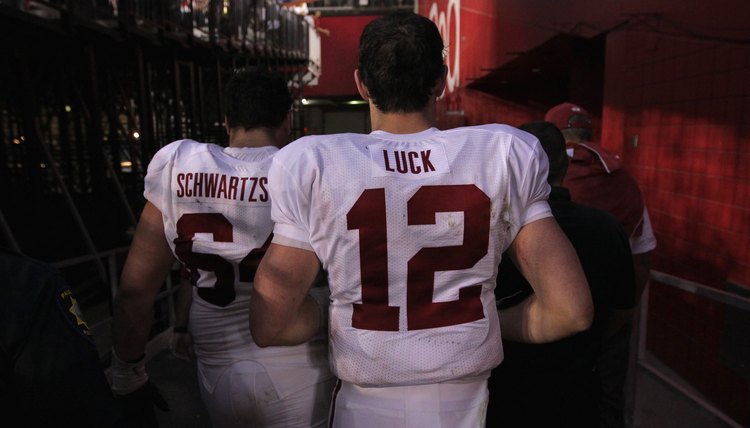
249, 11, 593, 428
111, 68, 334, 428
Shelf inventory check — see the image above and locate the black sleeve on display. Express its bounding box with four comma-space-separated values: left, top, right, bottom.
0, 252, 122, 428
561, 206, 636, 311
495, 254, 533, 310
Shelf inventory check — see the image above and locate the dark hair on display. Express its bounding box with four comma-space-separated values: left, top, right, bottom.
223, 68, 292, 130
519, 121, 569, 185
358, 11, 445, 113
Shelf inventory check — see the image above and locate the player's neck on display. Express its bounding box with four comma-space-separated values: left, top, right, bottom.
228, 127, 283, 149
369, 104, 436, 134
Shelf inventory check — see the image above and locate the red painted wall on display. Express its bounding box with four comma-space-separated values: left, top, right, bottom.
602, 29, 750, 423
602, 30, 750, 288
416, 0, 750, 424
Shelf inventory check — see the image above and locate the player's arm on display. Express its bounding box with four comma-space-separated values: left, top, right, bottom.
171, 271, 195, 360
498, 217, 593, 343
110, 201, 173, 425
250, 242, 322, 347
113, 201, 176, 363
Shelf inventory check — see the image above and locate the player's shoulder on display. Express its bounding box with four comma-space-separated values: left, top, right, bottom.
288, 132, 361, 147
149, 139, 209, 170
155, 139, 210, 158
450, 123, 519, 134
276, 133, 361, 160
446, 124, 540, 146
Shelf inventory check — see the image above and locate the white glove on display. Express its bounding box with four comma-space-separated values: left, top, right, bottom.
110, 351, 149, 395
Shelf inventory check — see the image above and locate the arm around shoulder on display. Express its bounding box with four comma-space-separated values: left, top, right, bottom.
498, 217, 593, 343
250, 243, 322, 347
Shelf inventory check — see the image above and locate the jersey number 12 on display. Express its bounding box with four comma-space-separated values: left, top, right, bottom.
347, 185, 489, 331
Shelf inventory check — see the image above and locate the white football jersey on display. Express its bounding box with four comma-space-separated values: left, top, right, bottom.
145, 139, 329, 395
268, 125, 552, 387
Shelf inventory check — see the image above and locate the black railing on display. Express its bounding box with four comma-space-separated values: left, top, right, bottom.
631, 271, 750, 428
0, 0, 310, 57
0, 0, 311, 263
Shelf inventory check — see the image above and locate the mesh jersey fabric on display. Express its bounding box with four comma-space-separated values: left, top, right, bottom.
267, 124, 552, 387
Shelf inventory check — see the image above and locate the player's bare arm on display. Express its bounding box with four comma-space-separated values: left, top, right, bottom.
250, 242, 321, 347
113, 201, 176, 361
498, 217, 593, 343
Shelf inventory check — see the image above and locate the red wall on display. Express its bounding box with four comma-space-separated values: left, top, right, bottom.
602, 29, 750, 423
303, 15, 379, 98
415, 0, 750, 424
440, 87, 538, 128
603, 30, 750, 289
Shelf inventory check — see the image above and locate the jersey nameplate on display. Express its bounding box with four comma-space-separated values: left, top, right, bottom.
173, 168, 270, 206
368, 142, 450, 179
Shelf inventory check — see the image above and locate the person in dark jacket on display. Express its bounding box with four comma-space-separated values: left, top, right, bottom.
486, 121, 636, 427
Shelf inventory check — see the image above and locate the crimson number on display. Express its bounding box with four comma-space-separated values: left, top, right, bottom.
174, 213, 270, 307
347, 185, 489, 331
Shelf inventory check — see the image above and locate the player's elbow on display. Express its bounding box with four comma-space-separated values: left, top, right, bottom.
563, 289, 594, 335
544, 288, 593, 341
572, 302, 594, 333
252, 334, 274, 348
248, 316, 275, 348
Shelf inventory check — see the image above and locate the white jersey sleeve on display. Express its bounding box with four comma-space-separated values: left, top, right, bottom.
144, 140, 183, 214
267, 148, 316, 250
268, 125, 551, 387
494, 125, 553, 234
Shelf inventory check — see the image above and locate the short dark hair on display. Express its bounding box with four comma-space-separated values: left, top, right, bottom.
358, 11, 445, 113
519, 121, 569, 185
223, 68, 292, 130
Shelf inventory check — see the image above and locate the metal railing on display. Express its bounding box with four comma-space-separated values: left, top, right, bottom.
1, 0, 311, 58
46, 245, 750, 426
632, 270, 750, 428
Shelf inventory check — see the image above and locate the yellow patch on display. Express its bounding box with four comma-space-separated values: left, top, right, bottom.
58, 288, 93, 339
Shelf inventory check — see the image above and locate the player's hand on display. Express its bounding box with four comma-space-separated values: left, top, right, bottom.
109, 351, 169, 427
116, 381, 170, 428
170, 330, 195, 361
